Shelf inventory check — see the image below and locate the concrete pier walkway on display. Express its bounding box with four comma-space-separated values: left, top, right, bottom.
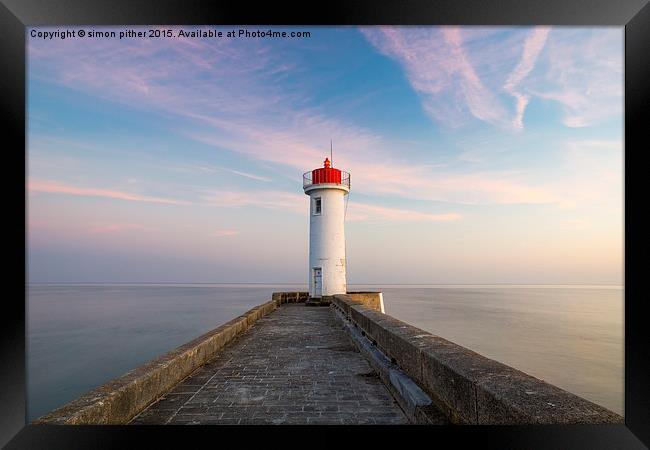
36, 294, 621, 426
130, 304, 408, 425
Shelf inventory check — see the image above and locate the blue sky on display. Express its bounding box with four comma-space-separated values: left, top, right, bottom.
27, 26, 623, 284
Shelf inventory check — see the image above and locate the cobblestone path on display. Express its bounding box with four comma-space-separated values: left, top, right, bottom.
130, 304, 408, 425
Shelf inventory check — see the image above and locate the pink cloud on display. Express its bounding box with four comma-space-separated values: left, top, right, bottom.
212, 229, 240, 237
200, 190, 305, 213
345, 162, 559, 206
347, 202, 461, 222
28, 26, 619, 213
89, 223, 158, 234
28, 179, 187, 205
191, 128, 561, 206
28, 27, 286, 122
200, 188, 460, 223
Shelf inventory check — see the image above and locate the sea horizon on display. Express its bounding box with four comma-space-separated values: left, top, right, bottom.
27, 282, 624, 288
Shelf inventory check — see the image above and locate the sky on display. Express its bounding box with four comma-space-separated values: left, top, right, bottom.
26, 26, 624, 284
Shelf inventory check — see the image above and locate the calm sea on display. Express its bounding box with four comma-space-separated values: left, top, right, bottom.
26, 283, 623, 421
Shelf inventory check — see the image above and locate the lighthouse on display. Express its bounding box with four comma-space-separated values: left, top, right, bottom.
303, 158, 350, 301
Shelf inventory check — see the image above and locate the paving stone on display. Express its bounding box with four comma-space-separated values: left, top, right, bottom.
130, 304, 408, 425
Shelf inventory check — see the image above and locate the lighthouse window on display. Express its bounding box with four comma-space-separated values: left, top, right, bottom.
314, 197, 322, 215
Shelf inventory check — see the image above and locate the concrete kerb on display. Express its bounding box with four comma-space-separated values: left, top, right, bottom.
331, 295, 623, 425
34, 299, 279, 425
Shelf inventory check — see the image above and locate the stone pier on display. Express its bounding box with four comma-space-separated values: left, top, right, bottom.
130, 304, 409, 425
34, 292, 622, 426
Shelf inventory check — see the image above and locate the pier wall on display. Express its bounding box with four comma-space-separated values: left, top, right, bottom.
346, 291, 384, 312
34, 299, 279, 425
272, 291, 309, 304
331, 294, 623, 425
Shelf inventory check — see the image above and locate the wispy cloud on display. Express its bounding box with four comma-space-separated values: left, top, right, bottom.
28, 28, 291, 122
26, 27, 623, 284
222, 168, 271, 182
200, 188, 460, 222
184, 109, 382, 175
213, 228, 240, 237
503, 27, 551, 128
28, 26, 621, 213
28, 179, 187, 205
338, 159, 559, 206
89, 223, 158, 234
361, 27, 523, 129
186, 164, 272, 182
29, 176, 463, 223
347, 202, 461, 222
190, 117, 563, 206
527, 29, 623, 128
200, 189, 305, 213
440, 27, 513, 129
362, 26, 621, 130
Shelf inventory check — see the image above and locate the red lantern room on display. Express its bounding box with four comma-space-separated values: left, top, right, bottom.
312, 158, 341, 184
303, 158, 350, 190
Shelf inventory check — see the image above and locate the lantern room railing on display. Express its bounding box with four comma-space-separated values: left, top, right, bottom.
303, 170, 350, 189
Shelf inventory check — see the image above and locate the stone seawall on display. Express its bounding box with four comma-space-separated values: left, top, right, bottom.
34, 299, 281, 425
346, 291, 385, 313
331, 294, 623, 425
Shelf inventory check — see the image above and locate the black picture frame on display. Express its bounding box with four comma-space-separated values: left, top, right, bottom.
2, 0, 648, 448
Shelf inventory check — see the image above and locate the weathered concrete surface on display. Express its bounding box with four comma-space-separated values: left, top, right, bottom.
332, 295, 623, 425
130, 304, 408, 425
34, 300, 278, 425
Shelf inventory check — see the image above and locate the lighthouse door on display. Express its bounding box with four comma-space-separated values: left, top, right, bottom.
313, 267, 322, 297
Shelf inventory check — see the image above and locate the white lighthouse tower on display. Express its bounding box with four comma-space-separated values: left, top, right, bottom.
303, 158, 350, 301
